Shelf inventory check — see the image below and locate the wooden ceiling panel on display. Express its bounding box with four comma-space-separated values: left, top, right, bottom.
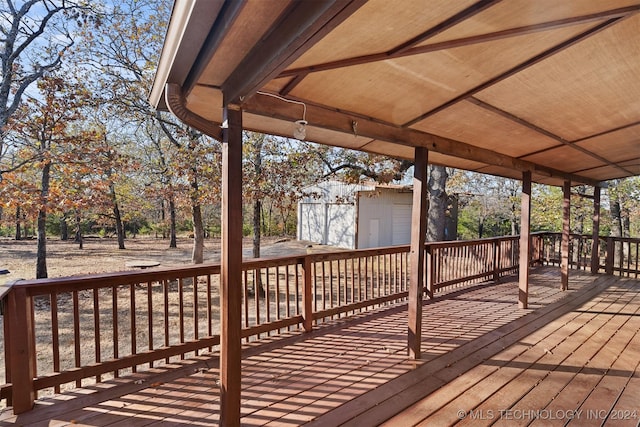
423, 0, 640, 45
574, 124, 640, 163
290, 23, 598, 125
411, 100, 559, 157
475, 14, 640, 142
286, 0, 476, 70
523, 146, 605, 172
198, 1, 291, 87
153, 0, 640, 185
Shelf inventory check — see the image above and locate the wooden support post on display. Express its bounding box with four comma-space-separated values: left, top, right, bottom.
302, 256, 313, 332
408, 147, 428, 359
519, 171, 531, 309
561, 180, 571, 290
220, 104, 243, 427
493, 239, 500, 283
591, 186, 601, 274
7, 287, 36, 414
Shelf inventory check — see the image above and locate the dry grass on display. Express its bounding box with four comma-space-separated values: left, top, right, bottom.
0, 236, 324, 282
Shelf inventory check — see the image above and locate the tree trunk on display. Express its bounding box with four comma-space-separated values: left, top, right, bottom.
169, 196, 177, 248
75, 210, 83, 249
610, 191, 627, 262
36, 208, 48, 278
15, 205, 21, 241
192, 203, 205, 264
253, 199, 261, 258
426, 165, 448, 242
109, 182, 125, 249
36, 162, 51, 279
60, 214, 69, 240
189, 171, 205, 263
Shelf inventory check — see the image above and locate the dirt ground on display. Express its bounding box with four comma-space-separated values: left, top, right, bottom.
0, 236, 336, 283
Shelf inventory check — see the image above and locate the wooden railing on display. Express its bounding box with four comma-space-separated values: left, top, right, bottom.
428, 236, 520, 294
534, 232, 640, 277
0, 234, 547, 413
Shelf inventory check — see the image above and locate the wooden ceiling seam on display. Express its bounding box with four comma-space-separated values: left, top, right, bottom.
389, 0, 502, 55
571, 120, 640, 144
573, 157, 640, 174
518, 121, 640, 160
403, 17, 626, 127
467, 97, 635, 176
221, 0, 368, 105
275, 5, 640, 80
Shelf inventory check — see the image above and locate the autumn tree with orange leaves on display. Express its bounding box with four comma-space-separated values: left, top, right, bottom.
1, 75, 97, 277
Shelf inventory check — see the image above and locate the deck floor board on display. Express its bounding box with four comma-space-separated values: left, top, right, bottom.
1, 269, 639, 426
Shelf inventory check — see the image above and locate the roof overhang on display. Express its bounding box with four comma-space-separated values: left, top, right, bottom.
151, 0, 640, 187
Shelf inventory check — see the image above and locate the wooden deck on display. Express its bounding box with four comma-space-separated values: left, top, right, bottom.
2, 268, 639, 426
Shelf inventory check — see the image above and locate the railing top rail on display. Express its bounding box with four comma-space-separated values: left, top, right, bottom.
10, 263, 222, 296
307, 245, 409, 262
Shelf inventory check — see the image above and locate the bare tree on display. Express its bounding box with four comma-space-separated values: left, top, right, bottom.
0, 0, 95, 174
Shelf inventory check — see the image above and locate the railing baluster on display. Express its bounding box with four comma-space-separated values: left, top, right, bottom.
243, 270, 249, 341
207, 274, 213, 350
129, 284, 136, 373
92, 288, 101, 382
178, 278, 184, 358
51, 292, 60, 393
112, 285, 119, 378
163, 279, 169, 363
294, 263, 300, 316
193, 275, 198, 355
147, 282, 153, 368
253, 268, 263, 338
285, 265, 291, 329
265, 268, 271, 332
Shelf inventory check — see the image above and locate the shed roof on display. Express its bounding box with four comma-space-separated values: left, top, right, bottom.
150, 0, 640, 187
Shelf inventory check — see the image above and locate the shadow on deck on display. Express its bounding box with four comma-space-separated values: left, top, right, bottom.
2, 267, 638, 426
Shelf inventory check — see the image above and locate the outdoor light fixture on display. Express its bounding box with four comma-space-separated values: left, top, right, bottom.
293, 119, 307, 140
257, 91, 308, 140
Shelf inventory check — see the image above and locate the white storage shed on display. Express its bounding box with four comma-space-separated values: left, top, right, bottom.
297, 181, 414, 249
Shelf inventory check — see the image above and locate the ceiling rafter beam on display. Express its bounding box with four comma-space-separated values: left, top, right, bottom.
403, 17, 625, 127
277, 5, 640, 80
221, 0, 367, 105
242, 92, 600, 186
467, 97, 634, 176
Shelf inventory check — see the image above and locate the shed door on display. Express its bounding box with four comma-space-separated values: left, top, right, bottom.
369, 219, 380, 248
392, 204, 412, 245
327, 204, 354, 248
300, 203, 324, 244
